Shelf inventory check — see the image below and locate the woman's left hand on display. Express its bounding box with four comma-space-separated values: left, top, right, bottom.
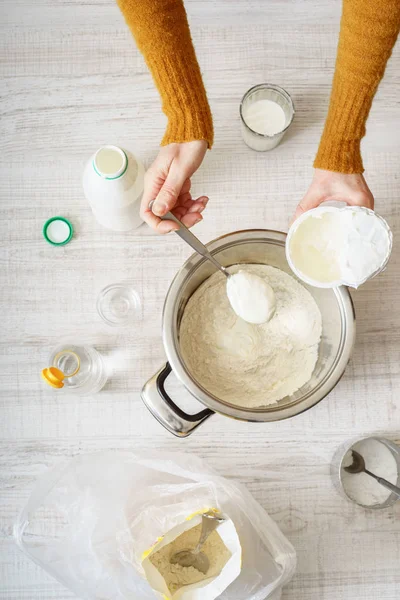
294, 168, 375, 221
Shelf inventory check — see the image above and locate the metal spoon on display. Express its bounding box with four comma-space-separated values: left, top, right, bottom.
344, 450, 400, 498
149, 203, 229, 279
150, 203, 276, 324
170, 512, 225, 574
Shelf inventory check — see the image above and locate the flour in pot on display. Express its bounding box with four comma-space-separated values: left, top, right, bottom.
180, 264, 322, 407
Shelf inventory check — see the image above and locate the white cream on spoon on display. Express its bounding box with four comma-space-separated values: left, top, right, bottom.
227, 271, 276, 324
152, 206, 276, 325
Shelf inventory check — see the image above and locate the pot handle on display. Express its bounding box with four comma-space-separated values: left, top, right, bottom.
141, 363, 214, 437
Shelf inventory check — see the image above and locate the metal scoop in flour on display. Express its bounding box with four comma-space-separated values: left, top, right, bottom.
150, 204, 276, 324
170, 511, 225, 574
344, 450, 400, 498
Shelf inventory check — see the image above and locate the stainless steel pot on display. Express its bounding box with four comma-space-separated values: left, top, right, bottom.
142, 230, 356, 437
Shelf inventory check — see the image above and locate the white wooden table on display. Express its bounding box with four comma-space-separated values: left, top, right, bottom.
1, 1, 400, 598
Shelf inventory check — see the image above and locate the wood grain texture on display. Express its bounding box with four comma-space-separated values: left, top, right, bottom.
1, 1, 400, 599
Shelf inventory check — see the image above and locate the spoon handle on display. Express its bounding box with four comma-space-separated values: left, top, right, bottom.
365, 469, 400, 498
194, 513, 225, 554
164, 211, 208, 255
163, 211, 229, 278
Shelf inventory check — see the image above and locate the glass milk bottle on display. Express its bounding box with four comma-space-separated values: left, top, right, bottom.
83, 145, 145, 231
42, 344, 108, 394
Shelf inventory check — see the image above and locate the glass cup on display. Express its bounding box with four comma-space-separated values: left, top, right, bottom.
97, 283, 141, 327
332, 436, 400, 509
240, 84, 295, 151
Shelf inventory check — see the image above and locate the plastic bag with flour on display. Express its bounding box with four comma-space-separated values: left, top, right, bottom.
14, 451, 296, 600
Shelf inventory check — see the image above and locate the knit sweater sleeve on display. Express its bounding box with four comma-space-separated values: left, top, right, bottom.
117, 0, 213, 148
314, 0, 400, 174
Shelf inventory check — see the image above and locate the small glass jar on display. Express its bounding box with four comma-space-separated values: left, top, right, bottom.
332, 436, 400, 509
45, 344, 108, 395
240, 84, 295, 151
97, 283, 141, 327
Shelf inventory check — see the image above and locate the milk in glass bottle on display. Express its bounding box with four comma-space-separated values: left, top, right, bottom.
83, 145, 145, 231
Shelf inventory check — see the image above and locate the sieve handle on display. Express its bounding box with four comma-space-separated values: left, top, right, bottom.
141, 363, 213, 438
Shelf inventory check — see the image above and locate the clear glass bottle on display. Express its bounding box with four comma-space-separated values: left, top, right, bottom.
42, 344, 108, 395
82, 145, 145, 232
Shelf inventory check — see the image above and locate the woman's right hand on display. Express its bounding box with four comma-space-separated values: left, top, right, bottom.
141, 140, 208, 234
294, 169, 375, 222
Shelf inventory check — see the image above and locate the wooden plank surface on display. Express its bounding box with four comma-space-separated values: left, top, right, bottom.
1, 1, 400, 599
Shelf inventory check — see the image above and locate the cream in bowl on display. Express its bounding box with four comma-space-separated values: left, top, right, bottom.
286, 206, 392, 288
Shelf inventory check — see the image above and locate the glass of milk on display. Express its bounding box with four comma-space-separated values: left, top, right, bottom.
240, 84, 295, 151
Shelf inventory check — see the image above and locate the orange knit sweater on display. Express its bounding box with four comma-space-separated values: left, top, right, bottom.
118, 0, 400, 173
117, 0, 213, 147
315, 0, 400, 173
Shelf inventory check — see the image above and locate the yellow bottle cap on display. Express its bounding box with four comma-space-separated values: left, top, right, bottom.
41, 367, 65, 389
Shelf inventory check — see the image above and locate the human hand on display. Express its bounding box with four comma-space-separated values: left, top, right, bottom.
141, 140, 208, 233
294, 169, 375, 221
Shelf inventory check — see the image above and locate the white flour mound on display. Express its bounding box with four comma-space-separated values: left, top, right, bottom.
180, 264, 322, 407
149, 523, 231, 594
